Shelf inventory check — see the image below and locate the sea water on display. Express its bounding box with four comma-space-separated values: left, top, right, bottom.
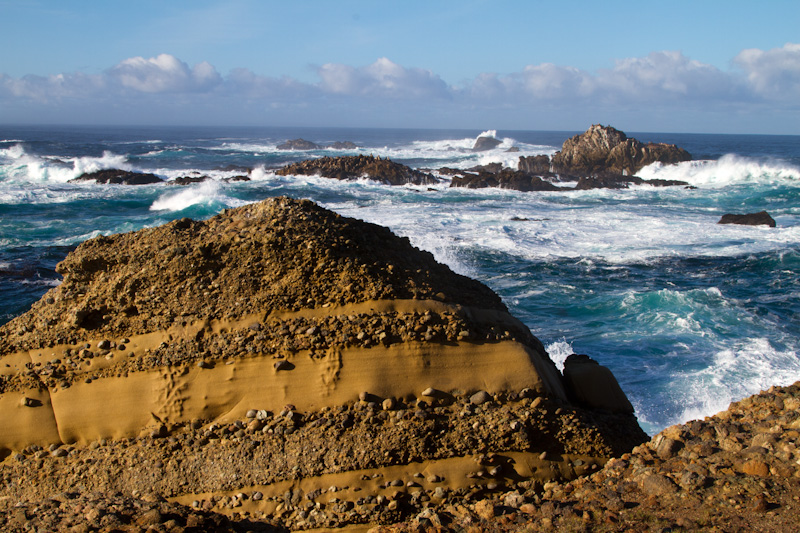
1, 124, 798, 435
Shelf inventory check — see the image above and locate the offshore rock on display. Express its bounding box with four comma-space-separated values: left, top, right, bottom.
718, 210, 777, 227
551, 124, 692, 176
277, 154, 437, 185
70, 169, 163, 185
473, 135, 503, 152
450, 170, 562, 191
518, 155, 552, 174
276, 138, 321, 150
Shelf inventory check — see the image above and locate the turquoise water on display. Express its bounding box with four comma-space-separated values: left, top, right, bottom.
2, 125, 799, 434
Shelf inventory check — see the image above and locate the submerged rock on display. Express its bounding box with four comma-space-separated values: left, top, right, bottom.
718, 210, 777, 227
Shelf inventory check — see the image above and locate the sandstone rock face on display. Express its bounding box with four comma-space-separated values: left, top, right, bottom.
0, 197, 645, 529
277, 154, 437, 185
718, 210, 777, 227
70, 169, 163, 185
551, 124, 691, 176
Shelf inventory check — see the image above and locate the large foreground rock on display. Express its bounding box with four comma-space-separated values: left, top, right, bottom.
0, 197, 645, 530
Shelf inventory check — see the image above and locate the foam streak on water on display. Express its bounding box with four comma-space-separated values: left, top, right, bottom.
1, 125, 799, 435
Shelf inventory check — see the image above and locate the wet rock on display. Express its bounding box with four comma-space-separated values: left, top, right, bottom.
473, 136, 503, 152
71, 169, 163, 185
277, 155, 437, 186
718, 211, 776, 228
277, 139, 321, 150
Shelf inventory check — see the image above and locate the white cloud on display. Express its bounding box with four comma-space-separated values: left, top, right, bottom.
1, 46, 798, 131
317, 57, 449, 99
108, 54, 222, 93
735, 42, 800, 100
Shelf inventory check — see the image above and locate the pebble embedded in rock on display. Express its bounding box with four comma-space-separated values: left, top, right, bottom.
470, 390, 491, 405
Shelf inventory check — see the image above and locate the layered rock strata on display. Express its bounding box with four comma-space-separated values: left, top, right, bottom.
0, 197, 645, 529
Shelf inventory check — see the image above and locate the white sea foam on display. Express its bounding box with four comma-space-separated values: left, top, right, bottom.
675, 337, 800, 423
638, 154, 800, 188
545, 340, 574, 371
0, 145, 129, 184
149, 181, 247, 212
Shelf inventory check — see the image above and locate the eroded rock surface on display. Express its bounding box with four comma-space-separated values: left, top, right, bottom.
0, 196, 645, 530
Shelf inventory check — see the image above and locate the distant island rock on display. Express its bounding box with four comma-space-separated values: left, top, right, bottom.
276, 154, 438, 185
473, 135, 503, 152
70, 169, 163, 185
552, 124, 692, 176
277, 138, 360, 150
718, 210, 777, 227
277, 138, 321, 150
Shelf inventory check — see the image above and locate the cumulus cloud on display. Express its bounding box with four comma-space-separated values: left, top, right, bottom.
0, 46, 798, 130
317, 57, 449, 99
735, 42, 800, 100
108, 54, 222, 93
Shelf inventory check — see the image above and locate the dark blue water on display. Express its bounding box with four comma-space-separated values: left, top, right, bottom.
2, 125, 799, 434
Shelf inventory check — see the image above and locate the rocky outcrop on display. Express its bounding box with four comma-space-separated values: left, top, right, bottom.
718, 210, 777, 227
450, 170, 562, 192
518, 155, 551, 175
70, 169, 163, 185
329, 141, 359, 150
368, 382, 800, 532
277, 155, 438, 185
551, 124, 692, 176
445, 125, 692, 193
277, 138, 321, 150
0, 197, 646, 530
277, 139, 360, 150
473, 135, 503, 151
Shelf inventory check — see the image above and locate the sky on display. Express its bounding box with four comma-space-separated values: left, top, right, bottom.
1, 0, 799, 134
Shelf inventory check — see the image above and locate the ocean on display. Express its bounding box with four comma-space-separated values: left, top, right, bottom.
1, 124, 798, 435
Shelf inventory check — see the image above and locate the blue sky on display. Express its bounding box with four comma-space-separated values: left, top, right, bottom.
1, 0, 799, 133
